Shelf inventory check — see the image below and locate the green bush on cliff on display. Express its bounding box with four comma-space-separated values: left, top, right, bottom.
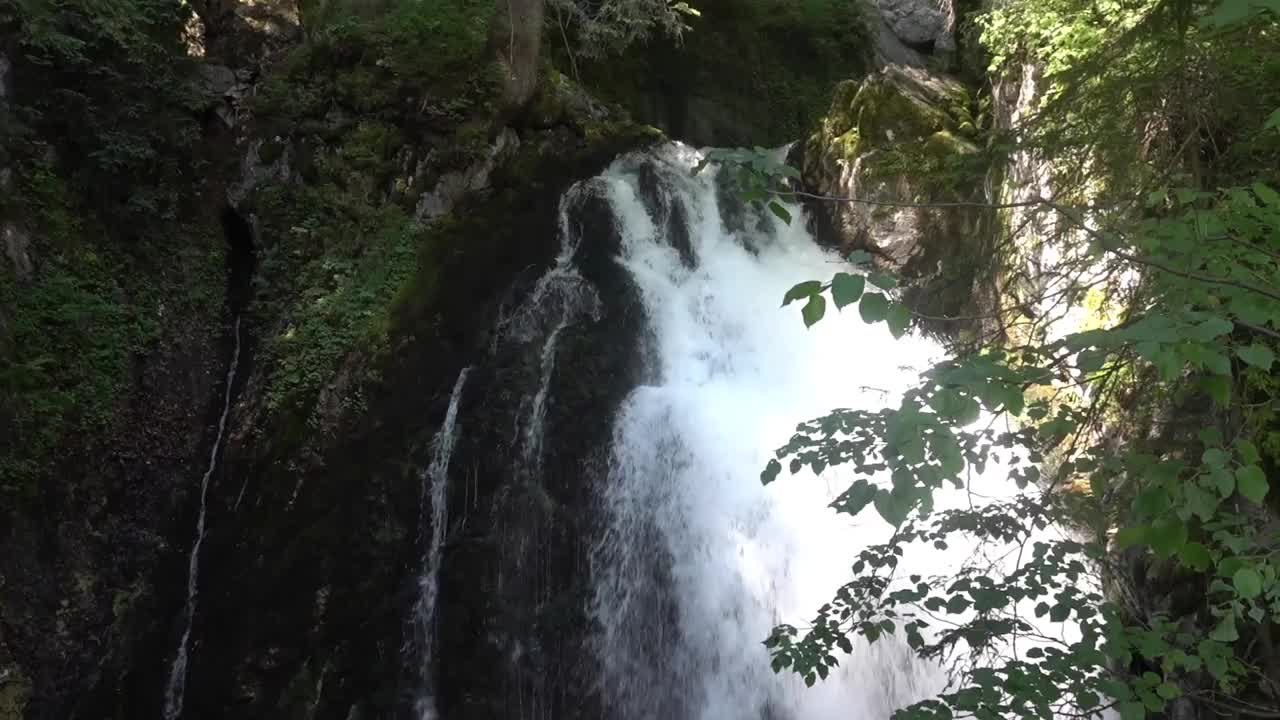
0, 0, 225, 491
250, 154, 439, 419
3, 0, 201, 222
264, 0, 496, 125
246, 0, 499, 428
0, 162, 223, 493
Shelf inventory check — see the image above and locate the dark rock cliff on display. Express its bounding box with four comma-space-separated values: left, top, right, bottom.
0, 0, 893, 716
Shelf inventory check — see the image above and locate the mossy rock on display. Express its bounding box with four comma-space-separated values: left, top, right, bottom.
797, 65, 998, 339
0, 669, 30, 720
851, 73, 955, 147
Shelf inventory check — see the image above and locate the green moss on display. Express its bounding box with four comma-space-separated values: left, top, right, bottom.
251, 168, 441, 419
805, 69, 993, 201
0, 666, 30, 720
860, 132, 983, 200
253, 0, 497, 131
851, 76, 954, 148
0, 161, 224, 496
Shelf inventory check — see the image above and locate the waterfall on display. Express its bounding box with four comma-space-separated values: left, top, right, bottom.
409, 367, 471, 720
505, 182, 603, 477
164, 316, 242, 720
588, 145, 1030, 719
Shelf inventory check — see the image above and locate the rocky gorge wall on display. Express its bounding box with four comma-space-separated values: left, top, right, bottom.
0, 0, 1010, 717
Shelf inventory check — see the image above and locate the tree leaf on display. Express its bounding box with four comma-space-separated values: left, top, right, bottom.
1236, 465, 1269, 503
1233, 567, 1263, 599
868, 271, 899, 290
873, 489, 911, 526
802, 294, 827, 328
1202, 448, 1230, 468
1209, 467, 1235, 497
1179, 542, 1212, 571
768, 201, 793, 225
830, 272, 865, 310
1115, 526, 1147, 549
761, 458, 782, 485
1201, 375, 1231, 406
1205, 0, 1253, 28
783, 280, 822, 306
859, 292, 889, 323
1147, 518, 1188, 556
1255, 181, 1280, 206
1266, 109, 1280, 132
832, 479, 877, 516
1118, 701, 1146, 720
1236, 343, 1275, 371
1210, 614, 1239, 642
1237, 439, 1261, 465
1184, 484, 1219, 522
886, 303, 911, 338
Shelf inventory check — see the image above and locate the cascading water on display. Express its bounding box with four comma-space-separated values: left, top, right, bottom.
588, 145, 1016, 719
164, 316, 243, 720
409, 367, 471, 720
504, 183, 603, 476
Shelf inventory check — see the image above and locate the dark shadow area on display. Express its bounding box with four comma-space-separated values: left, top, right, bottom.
222, 205, 257, 313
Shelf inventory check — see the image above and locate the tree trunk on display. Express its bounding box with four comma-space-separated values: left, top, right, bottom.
490, 0, 545, 111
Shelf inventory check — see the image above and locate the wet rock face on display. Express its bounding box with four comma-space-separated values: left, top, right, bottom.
158, 123, 659, 720
432, 173, 651, 720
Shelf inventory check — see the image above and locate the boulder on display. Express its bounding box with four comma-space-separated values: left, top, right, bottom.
874, 0, 952, 51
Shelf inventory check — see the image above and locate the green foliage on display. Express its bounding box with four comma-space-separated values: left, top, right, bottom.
250, 163, 442, 419
978, 0, 1280, 193
562, 0, 874, 145
256, 0, 497, 133
0, 162, 224, 493
756, 164, 1280, 713
549, 0, 698, 57
244, 0, 506, 429
1, 0, 201, 222
0, 0, 227, 493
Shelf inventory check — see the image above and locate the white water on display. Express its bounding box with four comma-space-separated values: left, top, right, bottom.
164, 316, 242, 720
589, 145, 1039, 719
410, 367, 471, 720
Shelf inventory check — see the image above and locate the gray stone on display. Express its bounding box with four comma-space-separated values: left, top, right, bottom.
227, 138, 293, 209
197, 63, 237, 98
415, 129, 520, 222
193, 63, 253, 127
871, 15, 926, 68
875, 0, 949, 48
4, 223, 34, 281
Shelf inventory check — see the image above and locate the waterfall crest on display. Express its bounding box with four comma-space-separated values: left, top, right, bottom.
590, 145, 950, 720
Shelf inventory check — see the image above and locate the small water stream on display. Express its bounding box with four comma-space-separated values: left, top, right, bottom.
163, 316, 243, 720
409, 367, 472, 720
